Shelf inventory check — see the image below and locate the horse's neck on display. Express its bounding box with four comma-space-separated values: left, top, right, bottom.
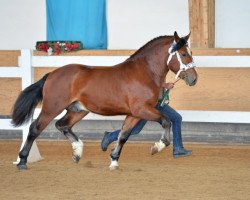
148, 66, 168, 87
127, 37, 173, 86
146, 46, 171, 87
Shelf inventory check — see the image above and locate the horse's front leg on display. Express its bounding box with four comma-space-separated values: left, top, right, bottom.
109, 116, 140, 170
134, 105, 171, 155
151, 119, 171, 155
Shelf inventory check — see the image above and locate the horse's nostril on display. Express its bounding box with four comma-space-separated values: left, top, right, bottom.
191, 78, 197, 86
185, 76, 197, 86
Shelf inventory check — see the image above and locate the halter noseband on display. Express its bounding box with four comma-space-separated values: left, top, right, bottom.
167, 42, 196, 79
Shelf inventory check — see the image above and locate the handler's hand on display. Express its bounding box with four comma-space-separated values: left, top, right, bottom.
162, 82, 174, 90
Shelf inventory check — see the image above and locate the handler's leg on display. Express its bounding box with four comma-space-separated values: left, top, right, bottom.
101, 119, 147, 151
157, 104, 192, 158
109, 116, 140, 170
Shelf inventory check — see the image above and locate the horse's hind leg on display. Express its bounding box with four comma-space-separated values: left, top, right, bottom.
17, 110, 60, 170
55, 109, 89, 163
109, 116, 140, 170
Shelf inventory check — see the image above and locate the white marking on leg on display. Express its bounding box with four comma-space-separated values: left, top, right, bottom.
109, 160, 119, 171
156, 140, 166, 151
150, 140, 166, 155
71, 140, 84, 163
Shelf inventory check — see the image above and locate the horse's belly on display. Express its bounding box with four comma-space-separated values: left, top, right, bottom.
94, 108, 129, 116
83, 100, 130, 116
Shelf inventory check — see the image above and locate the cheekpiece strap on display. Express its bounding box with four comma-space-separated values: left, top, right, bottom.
167, 42, 195, 79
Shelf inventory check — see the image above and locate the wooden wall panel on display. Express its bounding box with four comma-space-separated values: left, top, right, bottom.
166, 68, 250, 111
189, 0, 215, 48
0, 50, 20, 67
192, 48, 250, 56
34, 67, 57, 82
0, 78, 21, 115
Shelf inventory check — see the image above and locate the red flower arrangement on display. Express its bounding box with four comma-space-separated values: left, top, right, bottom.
36, 41, 83, 55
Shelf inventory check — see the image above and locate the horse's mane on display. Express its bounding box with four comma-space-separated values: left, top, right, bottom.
127, 35, 173, 60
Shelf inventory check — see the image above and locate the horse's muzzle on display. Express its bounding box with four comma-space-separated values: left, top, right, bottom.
188, 76, 197, 86
183, 71, 198, 86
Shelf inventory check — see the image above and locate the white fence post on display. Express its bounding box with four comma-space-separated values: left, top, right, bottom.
14, 49, 42, 164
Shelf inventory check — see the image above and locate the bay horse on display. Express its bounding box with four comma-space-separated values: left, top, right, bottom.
12, 31, 197, 170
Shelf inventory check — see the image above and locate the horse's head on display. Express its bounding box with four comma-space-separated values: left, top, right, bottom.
167, 31, 198, 86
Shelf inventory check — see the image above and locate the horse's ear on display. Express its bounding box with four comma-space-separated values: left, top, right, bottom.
183, 32, 191, 41
174, 31, 180, 43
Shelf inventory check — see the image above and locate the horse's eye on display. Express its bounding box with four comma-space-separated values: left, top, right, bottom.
182, 53, 187, 57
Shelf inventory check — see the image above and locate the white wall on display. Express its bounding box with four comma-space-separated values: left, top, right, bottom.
0, 0, 249, 50
107, 0, 189, 49
0, 0, 188, 50
0, 0, 46, 50
215, 0, 250, 48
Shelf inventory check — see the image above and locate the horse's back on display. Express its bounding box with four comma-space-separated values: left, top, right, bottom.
42, 63, 128, 113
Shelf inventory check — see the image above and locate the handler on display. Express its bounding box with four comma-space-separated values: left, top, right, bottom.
101, 82, 192, 158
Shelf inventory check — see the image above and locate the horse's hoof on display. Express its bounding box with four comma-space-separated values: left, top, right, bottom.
109, 160, 119, 171
72, 155, 81, 163
109, 165, 119, 171
150, 140, 166, 155
150, 146, 159, 155
17, 164, 27, 170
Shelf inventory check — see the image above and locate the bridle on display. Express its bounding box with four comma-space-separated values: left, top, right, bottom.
167, 42, 196, 79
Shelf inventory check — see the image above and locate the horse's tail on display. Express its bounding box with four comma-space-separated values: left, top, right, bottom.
11, 73, 50, 127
